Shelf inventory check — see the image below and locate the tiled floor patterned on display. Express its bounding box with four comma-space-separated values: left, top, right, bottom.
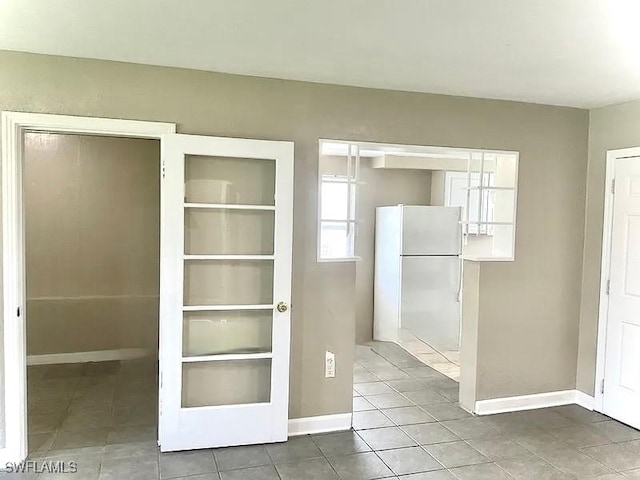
397, 329, 460, 381
16, 343, 640, 479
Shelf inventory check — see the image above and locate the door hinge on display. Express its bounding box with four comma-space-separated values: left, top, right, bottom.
611, 179, 615, 194
16, 306, 20, 317
161, 159, 166, 179
600, 379, 605, 395
606, 279, 611, 295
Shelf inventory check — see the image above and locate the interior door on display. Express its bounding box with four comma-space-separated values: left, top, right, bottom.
603, 155, 640, 429
159, 134, 294, 451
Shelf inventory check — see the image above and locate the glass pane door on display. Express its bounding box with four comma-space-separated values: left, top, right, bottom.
182, 154, 276, 408
159, 135, 293, 452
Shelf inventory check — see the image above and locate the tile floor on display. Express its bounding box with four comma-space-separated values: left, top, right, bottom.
397, 329, 460, 381
20, 346, 640, 479
350, 342, 640, 479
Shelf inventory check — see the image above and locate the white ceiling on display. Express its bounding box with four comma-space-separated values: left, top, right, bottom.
1, 0, 639, 108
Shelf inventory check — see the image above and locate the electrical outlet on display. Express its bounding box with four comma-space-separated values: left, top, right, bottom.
325, 351, 335, 378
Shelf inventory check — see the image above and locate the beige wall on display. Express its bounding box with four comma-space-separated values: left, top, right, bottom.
355, 160, 431, 343
24, 133, 160, 356
0, 50, 589, 421
430, 171, 446, 206
459, 261, 480, 411
576, 99, 640, 395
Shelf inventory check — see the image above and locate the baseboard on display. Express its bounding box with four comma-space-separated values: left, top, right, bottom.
574, 390, 595, 410
288, 413, 352, 437
474, 389, 594, 415
27, 348, 152, 365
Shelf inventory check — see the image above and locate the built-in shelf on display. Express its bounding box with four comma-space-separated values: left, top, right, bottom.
458, 150, 519, 261
184, 203, 276, 211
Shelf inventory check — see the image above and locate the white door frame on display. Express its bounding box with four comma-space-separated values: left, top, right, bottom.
594, 145, 640, 412
0, 111, 175, 464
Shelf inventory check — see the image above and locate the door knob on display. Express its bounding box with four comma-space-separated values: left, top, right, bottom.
276, 302, 288, 313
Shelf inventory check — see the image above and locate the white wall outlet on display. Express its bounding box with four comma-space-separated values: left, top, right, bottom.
325, 351, 336, 378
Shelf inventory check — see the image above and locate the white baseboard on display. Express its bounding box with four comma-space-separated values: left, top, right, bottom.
574, 390, 595, 410
474, 389, 594, 415
288, 413, 352, 437
27, 348, 152, 365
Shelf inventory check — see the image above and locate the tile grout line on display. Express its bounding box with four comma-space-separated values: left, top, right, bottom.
354, 346, 479, 478
354, 344, 636, 479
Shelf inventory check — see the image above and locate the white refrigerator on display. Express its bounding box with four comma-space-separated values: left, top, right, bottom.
373, 205, 462, 351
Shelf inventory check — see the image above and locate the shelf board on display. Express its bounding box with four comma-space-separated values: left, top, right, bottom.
184, 203, 276, 211
462, 186, 515, 191
184, 255, 274, 261
182, 352, 273, 363
460, 221, 513, 226
462, 255, 514, 262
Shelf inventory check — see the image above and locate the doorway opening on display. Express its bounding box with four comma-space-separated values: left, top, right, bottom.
316, 139, 518, 415
24, 132, 161, 456
3, 113, 295, 464
0, 112, 174, 465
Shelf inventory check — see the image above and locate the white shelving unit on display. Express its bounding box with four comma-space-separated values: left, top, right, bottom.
461, 151, 518, 261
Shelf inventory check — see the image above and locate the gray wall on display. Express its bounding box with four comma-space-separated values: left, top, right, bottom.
0, 50, 589, 420
24, 133, 160, 356
355, 160, 431, 343
577, 99, 640, 395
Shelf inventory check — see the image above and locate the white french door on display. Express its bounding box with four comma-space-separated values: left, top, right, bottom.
159, 134, 294, 451
602, 154, 640, 430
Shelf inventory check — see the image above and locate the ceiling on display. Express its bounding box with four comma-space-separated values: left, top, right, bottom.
1, 0, 639, 108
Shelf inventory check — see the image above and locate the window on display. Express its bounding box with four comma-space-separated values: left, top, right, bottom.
318, 142, 359, 261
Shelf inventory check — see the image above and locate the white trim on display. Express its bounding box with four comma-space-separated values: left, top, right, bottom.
1, 111, 175, 138
287, 413, 352, 437
575, 390, 595, 410
319, 138, 519, 158
27, 294, 158, 301
27, 348, 151, 366
1, 111, 175, 465
317, 256, 362, 263
474, 390, 590, 415
184, 203, 276, 211
182, 304, 274, 312
184, 255, 275, 261
181, 353, 273, 363
594, 146, 640, 413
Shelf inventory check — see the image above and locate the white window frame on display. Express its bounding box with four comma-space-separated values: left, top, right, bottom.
317, 141, 361, 262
